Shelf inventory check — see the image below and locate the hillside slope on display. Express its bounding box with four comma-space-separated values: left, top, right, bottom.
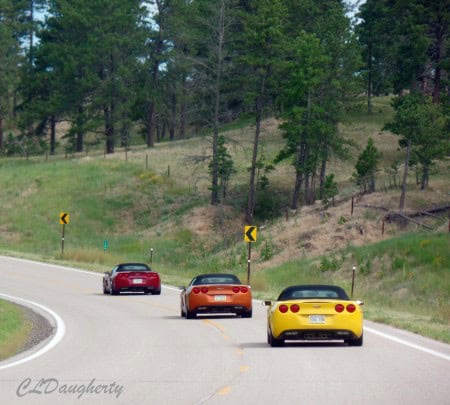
0, 98, 449, 342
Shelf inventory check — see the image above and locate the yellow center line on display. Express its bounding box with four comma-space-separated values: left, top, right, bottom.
217, 386, 231, 395
240, 365, 250, 373
201, 318, 226, 332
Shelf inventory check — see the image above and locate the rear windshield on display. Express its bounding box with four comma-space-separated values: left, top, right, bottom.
117, 264, 150, 272
191, 275, 241, 285
277, 285, 349, 301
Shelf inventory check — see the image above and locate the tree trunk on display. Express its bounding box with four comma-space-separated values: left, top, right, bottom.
369, 174, 375, 193
146, 102, 155, 147
50, 115, 56, 155
170, 93, 176, 141
367, 37, 373, 114
29, 0, 34, 65
291, 171, 303, 210
319, 155, 327, 199
210, 1, 226, 206
160, 120, 166, 141
431, 13, 445, 104
179, 80, 186, 139
76, 105, 84, 152
105, 104, 115, 154
146, 0, 164, 147
421, 165, 429, 190
0, 107, 3, 151
291, 141, 306, 209
307, 172, 317, 205
246, 98, 262, 224
399, 138, 411, 210
304, 173, 311, 204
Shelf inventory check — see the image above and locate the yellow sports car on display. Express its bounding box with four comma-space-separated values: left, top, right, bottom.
265, 284, 364, 347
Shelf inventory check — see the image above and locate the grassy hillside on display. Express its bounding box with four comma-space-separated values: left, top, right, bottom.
0, 97, 449, 343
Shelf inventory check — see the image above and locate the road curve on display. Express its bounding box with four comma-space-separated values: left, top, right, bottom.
0, 256, 449, 405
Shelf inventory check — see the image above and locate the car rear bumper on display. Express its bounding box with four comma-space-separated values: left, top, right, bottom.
194, 305, 251, 315
277, 329, 361, 340
117, 285, 160, 292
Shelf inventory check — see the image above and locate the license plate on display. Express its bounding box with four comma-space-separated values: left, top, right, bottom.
214, 295, 226, 302
132, 279, 143, 284
309, 315, 325, 324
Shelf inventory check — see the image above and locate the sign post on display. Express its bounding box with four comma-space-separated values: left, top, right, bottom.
59, 212, 70, 255
244, 226, 257, 285
351, 266, 356, 297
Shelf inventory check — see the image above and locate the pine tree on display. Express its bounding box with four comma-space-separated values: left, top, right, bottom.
354, 138, 381, 193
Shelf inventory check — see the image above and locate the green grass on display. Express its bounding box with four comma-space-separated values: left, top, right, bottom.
252, 232, 450, 342
0, 299, 31, 360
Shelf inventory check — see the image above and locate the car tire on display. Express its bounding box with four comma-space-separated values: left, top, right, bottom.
152, 289, 161, 295
346, 333, 363, 347
181, 305, 186, 318
268, 329, 284, 347
242, 309, 252, 318
110, 283, 119, 295
103, 283, 107, 294
186, 309, 196, 319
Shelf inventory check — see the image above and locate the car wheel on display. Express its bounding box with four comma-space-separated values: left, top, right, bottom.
242, 309, 252, 318
346, 333, 363, 347
152, 289, 161, 295
268, 329, 284, 347
186, 309, 196, 319
103, 283, 107, 294
181, 305, 186, 318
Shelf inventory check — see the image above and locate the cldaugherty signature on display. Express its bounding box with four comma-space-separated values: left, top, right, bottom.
17, 378, 124, 399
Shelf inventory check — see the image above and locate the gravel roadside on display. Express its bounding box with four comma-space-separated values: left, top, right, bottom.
15, 302, 54, 354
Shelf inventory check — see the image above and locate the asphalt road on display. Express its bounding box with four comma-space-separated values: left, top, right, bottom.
0, 256, 449, 405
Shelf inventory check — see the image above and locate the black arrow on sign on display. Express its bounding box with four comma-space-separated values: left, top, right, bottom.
245, 226, 256, 242
61, 213, 68, 224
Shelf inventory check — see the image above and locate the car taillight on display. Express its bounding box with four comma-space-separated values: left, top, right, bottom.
201, 287, 208, 293
346, 304, 356, 313
240, 287, 248, 293
290, 304, 300, 313
193, 287, 201, 294
232, 286, 240, 293
335, 304, 345, 313
279, 304, 288, 313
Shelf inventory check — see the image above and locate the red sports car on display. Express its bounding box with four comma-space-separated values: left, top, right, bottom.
180, 273, 252, 318
103, 263, 161, 295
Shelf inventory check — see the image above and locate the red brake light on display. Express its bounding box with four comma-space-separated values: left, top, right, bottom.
240, 287, 248, 293
279, 304, 288, 313
201, 287, 208, 293
193, 287, 201, 294
335, 304, 345, 313
290, 304, 300, 313
232, 286, 240, 293
346, 304, 356, 313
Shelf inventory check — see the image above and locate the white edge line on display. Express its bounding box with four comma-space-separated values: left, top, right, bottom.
365, 326, 450, 361
1, 256, 449, 362
0, 294, 66, 370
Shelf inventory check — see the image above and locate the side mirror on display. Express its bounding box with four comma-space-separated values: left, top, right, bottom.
104, 271, 111, 276
356, 300, 364, 306
180, 286, 186, 291
263, 300, 272, 306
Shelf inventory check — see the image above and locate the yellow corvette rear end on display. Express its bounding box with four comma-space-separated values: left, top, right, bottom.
266, 285, 364, 347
